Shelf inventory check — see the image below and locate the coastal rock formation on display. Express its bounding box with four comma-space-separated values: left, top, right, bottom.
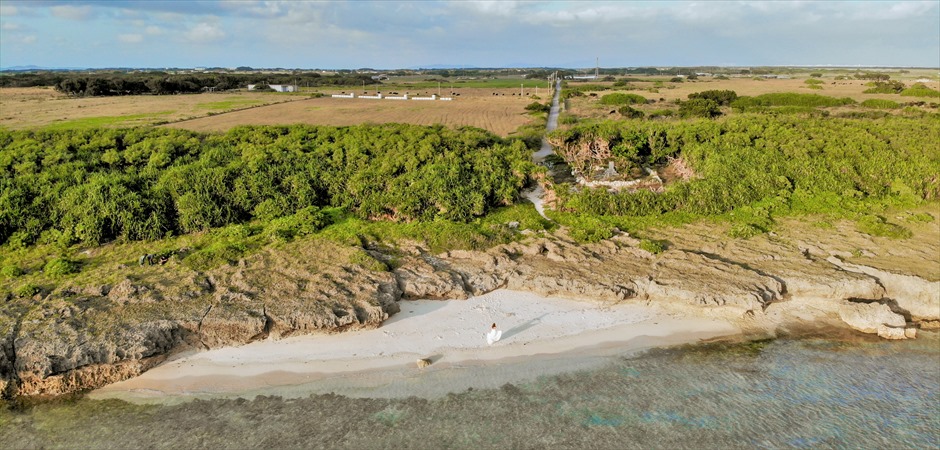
838, 300, 914, 339
1, 214, 937, 398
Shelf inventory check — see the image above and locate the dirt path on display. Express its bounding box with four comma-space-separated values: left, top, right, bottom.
524, 78, 562, 218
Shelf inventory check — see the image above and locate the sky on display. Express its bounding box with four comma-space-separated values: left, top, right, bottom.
1, 1, 938, 69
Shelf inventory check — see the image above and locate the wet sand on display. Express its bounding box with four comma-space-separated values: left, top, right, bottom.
91, 290, 739, 403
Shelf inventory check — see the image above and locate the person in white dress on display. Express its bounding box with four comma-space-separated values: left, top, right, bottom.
486, 323, 502, 345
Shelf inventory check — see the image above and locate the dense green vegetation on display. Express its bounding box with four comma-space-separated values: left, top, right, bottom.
901, 83, 940, 98
863, 81, 905, 94
860, 99, 901, 109
731, 93, 856, 111
599, 93, 648, 106
687, 90, 738, 106
548, 115, 940, 240
0, 124, 535, 248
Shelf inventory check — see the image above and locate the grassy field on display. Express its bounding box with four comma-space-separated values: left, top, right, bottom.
165, 91, 539, 136
562, 72, 939, 121
0, 87, 301, 130
0, 81, 544, 136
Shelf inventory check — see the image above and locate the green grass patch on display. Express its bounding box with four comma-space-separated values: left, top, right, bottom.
856, 215, 913, 239
40, 111, 173, 130
196, 99, 264, 110
639, 238, 665, 254
317, 203, 553, 253
900, 83, 940, 98
860, 99, 900, 109
43, 257, 80, 276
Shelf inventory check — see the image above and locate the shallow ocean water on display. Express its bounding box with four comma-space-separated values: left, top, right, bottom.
2, 332, 938, 449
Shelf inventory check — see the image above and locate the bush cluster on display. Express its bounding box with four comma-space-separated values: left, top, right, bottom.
550, 115, 940, 220
731, 93, 856, 111
599, 93, 648, 106
1, 124, 534, 247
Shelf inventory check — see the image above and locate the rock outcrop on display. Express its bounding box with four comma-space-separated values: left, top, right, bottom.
838, 300, 915, 340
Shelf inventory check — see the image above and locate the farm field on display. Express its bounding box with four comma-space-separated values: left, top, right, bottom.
165, 88, 540, 136
0, 87, 301, 130
562, 71, 939, 120
0, 84, 542, 136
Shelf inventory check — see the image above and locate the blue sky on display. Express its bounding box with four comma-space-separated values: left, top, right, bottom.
1, 1, 938, 69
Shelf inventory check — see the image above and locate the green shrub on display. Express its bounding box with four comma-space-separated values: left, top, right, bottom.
856, 215, 913, 239
647, 109, 676, 119
558, 113, 579, 125
863, 80, 905, 94
1, 264, 24, 278
618, 106, 644, 119
731, 93, 855, 111
43, 257, 80, 276
639, 239, 665, 254
525, 102, 551, 113
670, 77, 684, 83
809, 73, 823, 78
679, 99, 720, 118
551, 213, 615, 243
804, 79, 824, 85
861, 99, 901, 109
15, 283, 41, 298
599, 93, 647, 105
727, 222, 767, 239
688, 90, 738, 106
901, 83, 940, 98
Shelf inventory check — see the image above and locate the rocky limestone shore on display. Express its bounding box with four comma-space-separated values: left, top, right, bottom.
1, 216, 937, 399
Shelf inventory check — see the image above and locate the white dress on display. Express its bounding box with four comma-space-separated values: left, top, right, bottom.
486, 328, 502, 345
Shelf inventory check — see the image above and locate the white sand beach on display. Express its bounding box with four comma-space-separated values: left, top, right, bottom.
91, 290, 740, 403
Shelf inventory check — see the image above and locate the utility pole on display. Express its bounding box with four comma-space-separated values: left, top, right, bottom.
521, 83, 524, 97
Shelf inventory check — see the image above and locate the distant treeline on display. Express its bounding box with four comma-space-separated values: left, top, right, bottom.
0, 124, 533, 247
0, 72, 379, 96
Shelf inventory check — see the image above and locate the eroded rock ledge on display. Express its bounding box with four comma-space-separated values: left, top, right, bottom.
1, 219, 937, 399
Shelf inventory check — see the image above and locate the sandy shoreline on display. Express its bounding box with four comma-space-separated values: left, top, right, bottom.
91, 290, 740, 403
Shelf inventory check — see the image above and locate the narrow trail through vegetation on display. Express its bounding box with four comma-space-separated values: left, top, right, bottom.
523, 78, 562, 218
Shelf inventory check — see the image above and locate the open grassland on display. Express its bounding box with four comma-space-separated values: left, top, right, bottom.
563, 73, 939, 121
166, 88, 539, 136
0, 84, 540, 136
0, 87, 300, 130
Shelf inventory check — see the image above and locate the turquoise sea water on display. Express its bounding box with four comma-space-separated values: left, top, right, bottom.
2, 332, 938, 449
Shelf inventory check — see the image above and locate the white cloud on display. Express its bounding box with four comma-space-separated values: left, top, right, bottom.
855, 1, 937, 20
185, 22, 226, 43
50, 5, 93, 21
21, 35, 36, 44
0, 4, 17, 17
118, 33, 143, 44
1, 21, 20, 31
145, 26, 163, 35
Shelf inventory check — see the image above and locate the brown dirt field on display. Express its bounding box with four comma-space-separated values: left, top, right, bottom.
165, 89, 537, 136
0, 87, 305, 130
